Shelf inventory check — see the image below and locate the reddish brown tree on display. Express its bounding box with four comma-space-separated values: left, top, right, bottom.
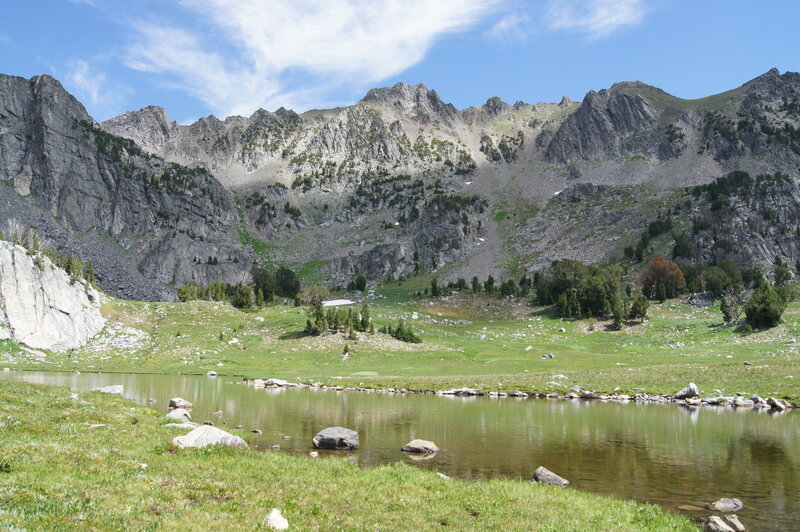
641, 256, 687, 300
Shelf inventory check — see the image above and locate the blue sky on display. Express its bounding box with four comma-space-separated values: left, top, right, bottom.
1, 0, 798, 123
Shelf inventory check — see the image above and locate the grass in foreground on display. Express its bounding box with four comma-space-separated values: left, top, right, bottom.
0, 382, 695, 530
3, 290, 800, 399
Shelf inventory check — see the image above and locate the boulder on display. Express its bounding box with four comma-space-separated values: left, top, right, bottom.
733, 398, 754, 408
673, 382, 699, 400
169, 397, 193, 410
724, 515, 745, 532
767, 397, 787, 411
312, 427, 359, 450
206, 371, 217, 377
402, 439, 440, 453
166, 408, 192, 423
265, 508, 289, 530
172, 426, 248, 450
706, 516, 735, 532
712, 498, 744, 512
164, 422, 199, 430
92, 385, 124, 395
532, 466, 570, 487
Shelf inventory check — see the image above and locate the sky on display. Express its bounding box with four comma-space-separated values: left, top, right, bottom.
1, 0, 798, 123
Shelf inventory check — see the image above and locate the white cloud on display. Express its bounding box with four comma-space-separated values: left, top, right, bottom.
64, 59, 131, 120
547, 0, 644, 40
125, 0, 506, 117
486, 13, 531, 43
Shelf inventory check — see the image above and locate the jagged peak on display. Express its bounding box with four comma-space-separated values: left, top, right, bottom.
361, 82, 433, 103
482, 96, 510, 115
360, 82, 456, 121
559, 96, 573, 107
110, 105, 170, 123
741, 67, 796, 91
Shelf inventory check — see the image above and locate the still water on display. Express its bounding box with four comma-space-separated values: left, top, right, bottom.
2, 371, 797, 530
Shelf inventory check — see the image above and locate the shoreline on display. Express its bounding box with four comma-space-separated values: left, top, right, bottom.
4, 366, 797, 412
242, 377, 799, 412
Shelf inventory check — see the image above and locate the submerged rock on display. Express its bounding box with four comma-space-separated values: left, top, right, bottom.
532, 466, 570, 487
172, 425, 248, 450
402, 439, 440, 453
312, 427, 359, 450
92, 385, 124, 395
673, 383, 699, 400
712, 498, 744, 512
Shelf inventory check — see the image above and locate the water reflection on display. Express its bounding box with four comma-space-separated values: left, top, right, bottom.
1, 370, 798, 530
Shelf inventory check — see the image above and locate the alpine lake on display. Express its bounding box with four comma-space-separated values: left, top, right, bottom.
1, 370, 797, 530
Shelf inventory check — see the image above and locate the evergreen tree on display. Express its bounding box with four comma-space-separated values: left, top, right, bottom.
430, 278, 440, 297
472, 276, 481, 293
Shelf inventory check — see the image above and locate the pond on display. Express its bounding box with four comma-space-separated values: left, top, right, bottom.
2, 370, 797, 530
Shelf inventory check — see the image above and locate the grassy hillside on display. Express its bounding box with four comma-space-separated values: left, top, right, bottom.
3, 287, 799, 400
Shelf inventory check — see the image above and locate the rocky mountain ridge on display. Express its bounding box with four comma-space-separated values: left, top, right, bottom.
1, 69, 799, 299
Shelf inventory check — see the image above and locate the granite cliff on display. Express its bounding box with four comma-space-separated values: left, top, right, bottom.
0, 241, 104, 351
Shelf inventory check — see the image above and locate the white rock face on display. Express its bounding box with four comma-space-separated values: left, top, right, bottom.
0, 242, 105, 352
172, 425, 248, 449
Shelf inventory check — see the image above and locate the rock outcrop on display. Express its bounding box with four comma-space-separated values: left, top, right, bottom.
0, 241, 104, 351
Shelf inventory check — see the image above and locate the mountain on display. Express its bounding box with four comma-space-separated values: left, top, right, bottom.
2, 69, 799, 298
0, 74, 251, 300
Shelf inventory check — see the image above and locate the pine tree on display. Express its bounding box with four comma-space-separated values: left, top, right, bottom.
471, 276, 480, 293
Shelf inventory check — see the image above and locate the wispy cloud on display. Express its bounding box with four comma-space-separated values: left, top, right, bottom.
124, 0, 506, 117
547, 0, 644, 40
486, 13, 531, 43
64, 59, 131, 119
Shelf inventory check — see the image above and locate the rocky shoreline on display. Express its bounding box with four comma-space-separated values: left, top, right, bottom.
241, 378, 798, 412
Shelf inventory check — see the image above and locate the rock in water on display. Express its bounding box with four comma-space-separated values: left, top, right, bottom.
724, 515, 746, 532
0, 241, 105, 352
706, 516, 735, 532
673, 383, 699, 400
92, 385, 124, 395
402, 439, 440, 453
712, 498, 744, 512
169, 397, 193, 410
312, 427, 359, 450
265, 508, 289, 530
532, 466, 570, 487
172, 426, 248, 450
166, 408, 192, 423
